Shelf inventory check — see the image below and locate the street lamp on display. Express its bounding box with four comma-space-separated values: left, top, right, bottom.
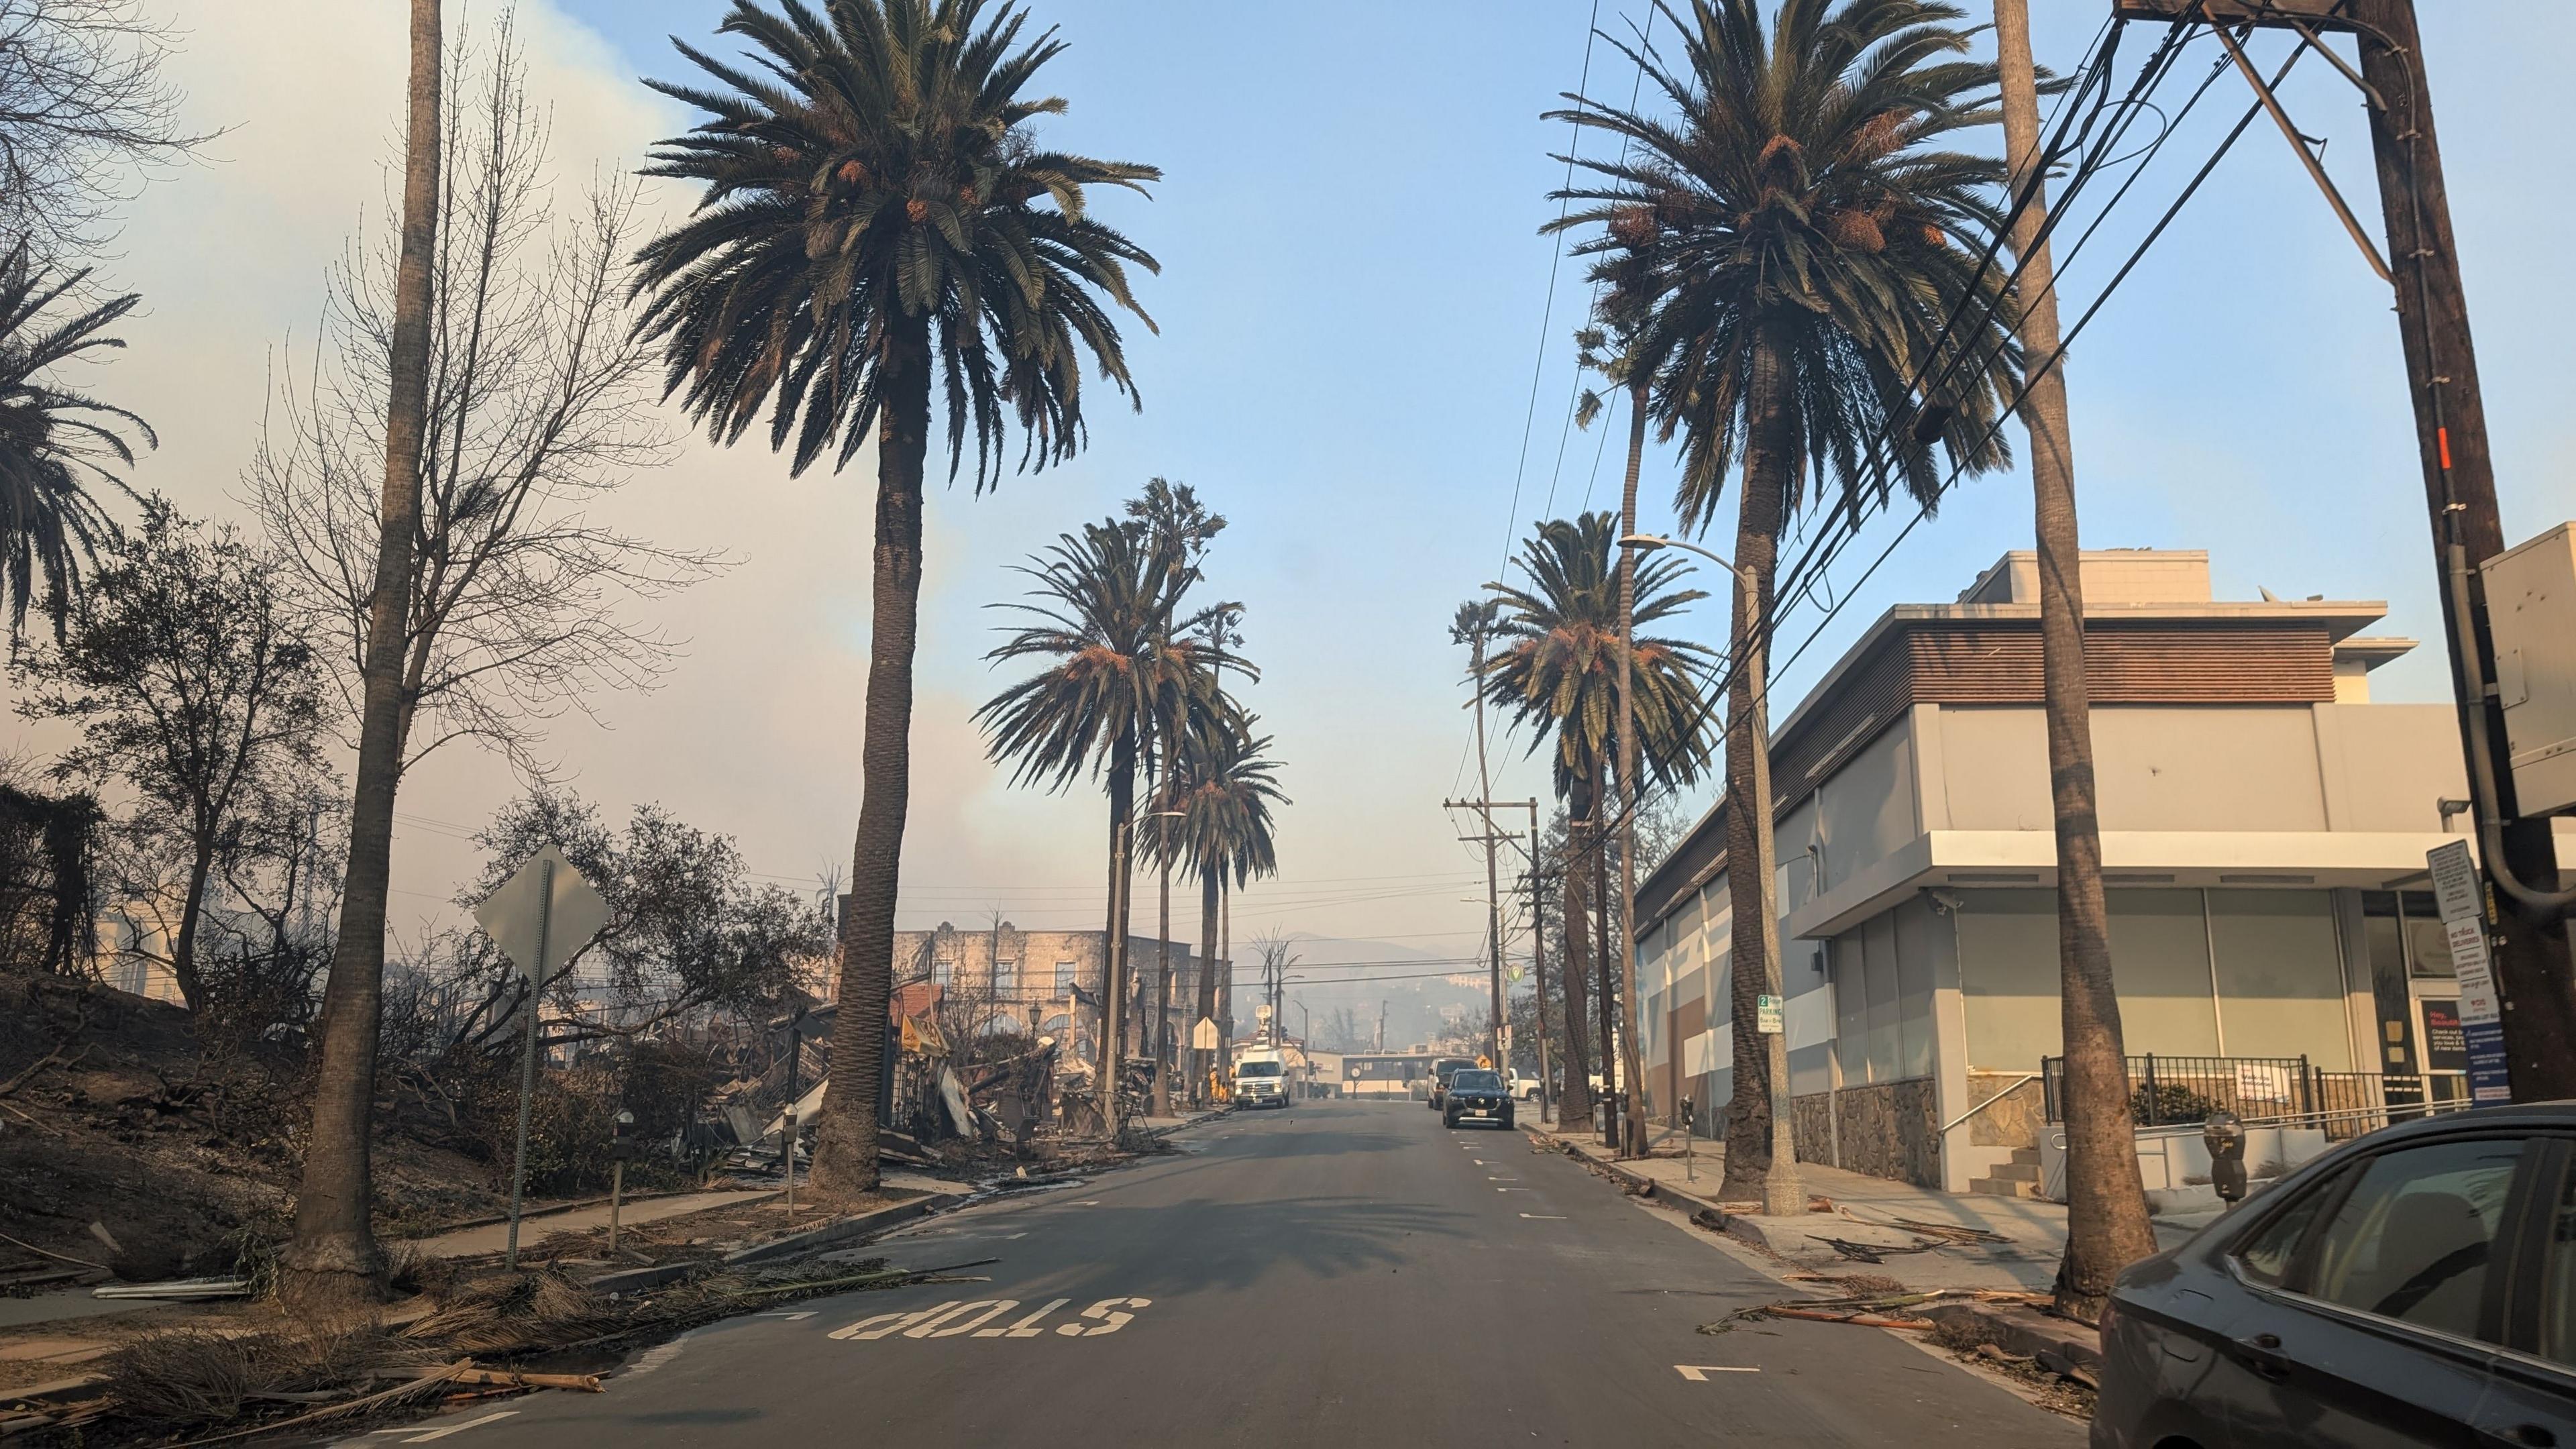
1616, 533, 1804, 1217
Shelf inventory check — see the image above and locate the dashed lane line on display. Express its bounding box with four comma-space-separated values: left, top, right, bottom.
1675, 1366, 1760, 1380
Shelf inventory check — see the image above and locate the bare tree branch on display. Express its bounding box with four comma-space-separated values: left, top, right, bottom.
241, 15, 724, 783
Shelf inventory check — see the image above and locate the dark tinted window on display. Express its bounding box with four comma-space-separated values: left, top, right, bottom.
2233, 1166, 2344, 1288
2304, 1137, 2521, 1341
2542, 1152, 2576, 1366
1450, 1071, 1503, 1091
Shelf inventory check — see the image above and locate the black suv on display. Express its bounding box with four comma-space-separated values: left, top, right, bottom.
1442, 1069, 1513, 1130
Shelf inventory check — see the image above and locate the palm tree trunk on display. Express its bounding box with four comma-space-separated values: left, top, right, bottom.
278, 0, 440, 1313
1152, 850, 1174, 1116
1100, 727, 1136, 1138
807, 315, 935, 1199
1593, 798, 1616, 1134
1614, 377, 1651, 1158
1993, 0, 2157, 1319
1218, 877, 1232, 1087
1558, 780, 1596, 1126
1194, 866, 1220, 1104
1720, 331, 1799, 1207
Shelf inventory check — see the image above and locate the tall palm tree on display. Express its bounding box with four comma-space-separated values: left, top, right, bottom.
1167, 707, 1284, 1103
280, 0, 445, 1313
1553, 0, 2023, 1203
0, 240, 146, 637
1480, 513, 1713, 1133
975, 517, 1237, 1137
632, 0, 1158, 1194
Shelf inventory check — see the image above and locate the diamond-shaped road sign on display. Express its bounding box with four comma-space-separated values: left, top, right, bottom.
474, 845, 610, 986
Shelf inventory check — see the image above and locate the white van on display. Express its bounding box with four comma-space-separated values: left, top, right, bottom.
1234, 1051, 1290, 1108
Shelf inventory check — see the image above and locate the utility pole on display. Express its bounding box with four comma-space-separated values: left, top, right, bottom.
1995, 0, 2156, 1319
2110, 0, 2576, 1099
1612, 376, 1651, 1159
1376, 1000, 1387, 1054
1525, 804, 1554, 1125
1452, 604, 1510, 1074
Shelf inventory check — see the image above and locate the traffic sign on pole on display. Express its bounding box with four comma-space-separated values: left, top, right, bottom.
474, 845, 611, 1269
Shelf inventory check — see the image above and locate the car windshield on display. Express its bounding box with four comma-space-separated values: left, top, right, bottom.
1450, 1071, 1503, 1091
1435, 1060, 1474, 1076
1237, 1062, 1283, 1078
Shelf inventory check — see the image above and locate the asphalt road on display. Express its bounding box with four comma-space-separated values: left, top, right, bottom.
393, 1101, 2082, 1447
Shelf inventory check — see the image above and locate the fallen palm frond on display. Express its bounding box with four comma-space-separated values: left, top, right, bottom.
101, 1323, 419, 1428
168, 1362, 473, 1448
398, 1268, 617, 1355
1701, 1284, 2044, 1336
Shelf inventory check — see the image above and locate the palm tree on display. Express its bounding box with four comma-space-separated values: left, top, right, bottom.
975, 517, 1236, 1138
0, 240, 146, 637
1166, 707, 1284, 1103
1480, 513, 1714, 1134
631, 0, 1158, 1194
281, 0, 445, 1313
1552, 0, 2023, 1202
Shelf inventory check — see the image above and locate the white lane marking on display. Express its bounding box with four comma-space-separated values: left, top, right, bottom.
624, 1337, 689, 1379
1057, 1297, 1151, 1336
979, 1297, 1071, 1338
1004, 1232, 1028, 1240
1519, 1213, 1566, 1220
1071, 1200, 1101, 1206
1497, 1187, 1532, 1193
755, 1310, 818, 1321
1489, 1176, 1519, 1181
1676, 1365, 1760, 1380
922, 1301, 1020, 1338
362, 1411, 521, 1442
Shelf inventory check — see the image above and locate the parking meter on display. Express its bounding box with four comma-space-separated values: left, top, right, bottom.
2202, 1110, 2247, 1203
1679, 1097, 1695, 1132
610, 1108, 639, 1162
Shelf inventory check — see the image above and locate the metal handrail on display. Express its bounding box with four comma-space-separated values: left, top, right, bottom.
1941, 1072, 2039, 1135
2134, 1097, 2471, 1137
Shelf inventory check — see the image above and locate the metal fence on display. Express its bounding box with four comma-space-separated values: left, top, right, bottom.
2041, 1054, 2469, 1139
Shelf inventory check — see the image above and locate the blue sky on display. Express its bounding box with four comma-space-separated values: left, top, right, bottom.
558, 3, 2573, 938
37, 3, 2574, 1007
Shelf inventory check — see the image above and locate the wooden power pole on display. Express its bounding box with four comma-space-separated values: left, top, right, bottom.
2114, 0, 2576, 1100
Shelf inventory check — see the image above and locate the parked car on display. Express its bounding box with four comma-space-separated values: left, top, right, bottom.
1442, 1069, 1515, 1130
2092, 1104, 2576, 1449
1507, 1071, 1541, 1102
1426, 1057, 1476, 1111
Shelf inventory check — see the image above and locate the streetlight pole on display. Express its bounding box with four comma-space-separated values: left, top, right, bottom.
1621, 533, 1802, 1214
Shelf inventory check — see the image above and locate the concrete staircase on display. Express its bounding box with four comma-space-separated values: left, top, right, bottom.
1969, 1146, 2046, 1199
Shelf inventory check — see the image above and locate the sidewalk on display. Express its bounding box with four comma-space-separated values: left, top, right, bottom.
1531, 1120, 2208, 1378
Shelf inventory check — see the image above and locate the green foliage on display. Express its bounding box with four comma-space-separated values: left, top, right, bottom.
2131, 1081, 2220, 1126
1547, 0, 2025, 535
0, 237, 147, 636
631, 0, 1161, 484
1478, 512, 1714, 798
462, 790, 834, 1033
974, 511, 1240, 794
1165, 711, 1285, 890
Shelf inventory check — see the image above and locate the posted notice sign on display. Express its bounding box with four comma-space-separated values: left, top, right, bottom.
2426, 841, 2513, 1106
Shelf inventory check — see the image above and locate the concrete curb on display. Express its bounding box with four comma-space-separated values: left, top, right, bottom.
582, 1261, 705, 1297
1533, 1129, 1778, 1252
1, 1374, 105, 1407
717, 1191, 967, 1267
1532, 1130, 2104, 1379
1917, 1300, 2103, 1375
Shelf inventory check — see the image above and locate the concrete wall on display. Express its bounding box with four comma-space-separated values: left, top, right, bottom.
1791, 1077, 1942, 1188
